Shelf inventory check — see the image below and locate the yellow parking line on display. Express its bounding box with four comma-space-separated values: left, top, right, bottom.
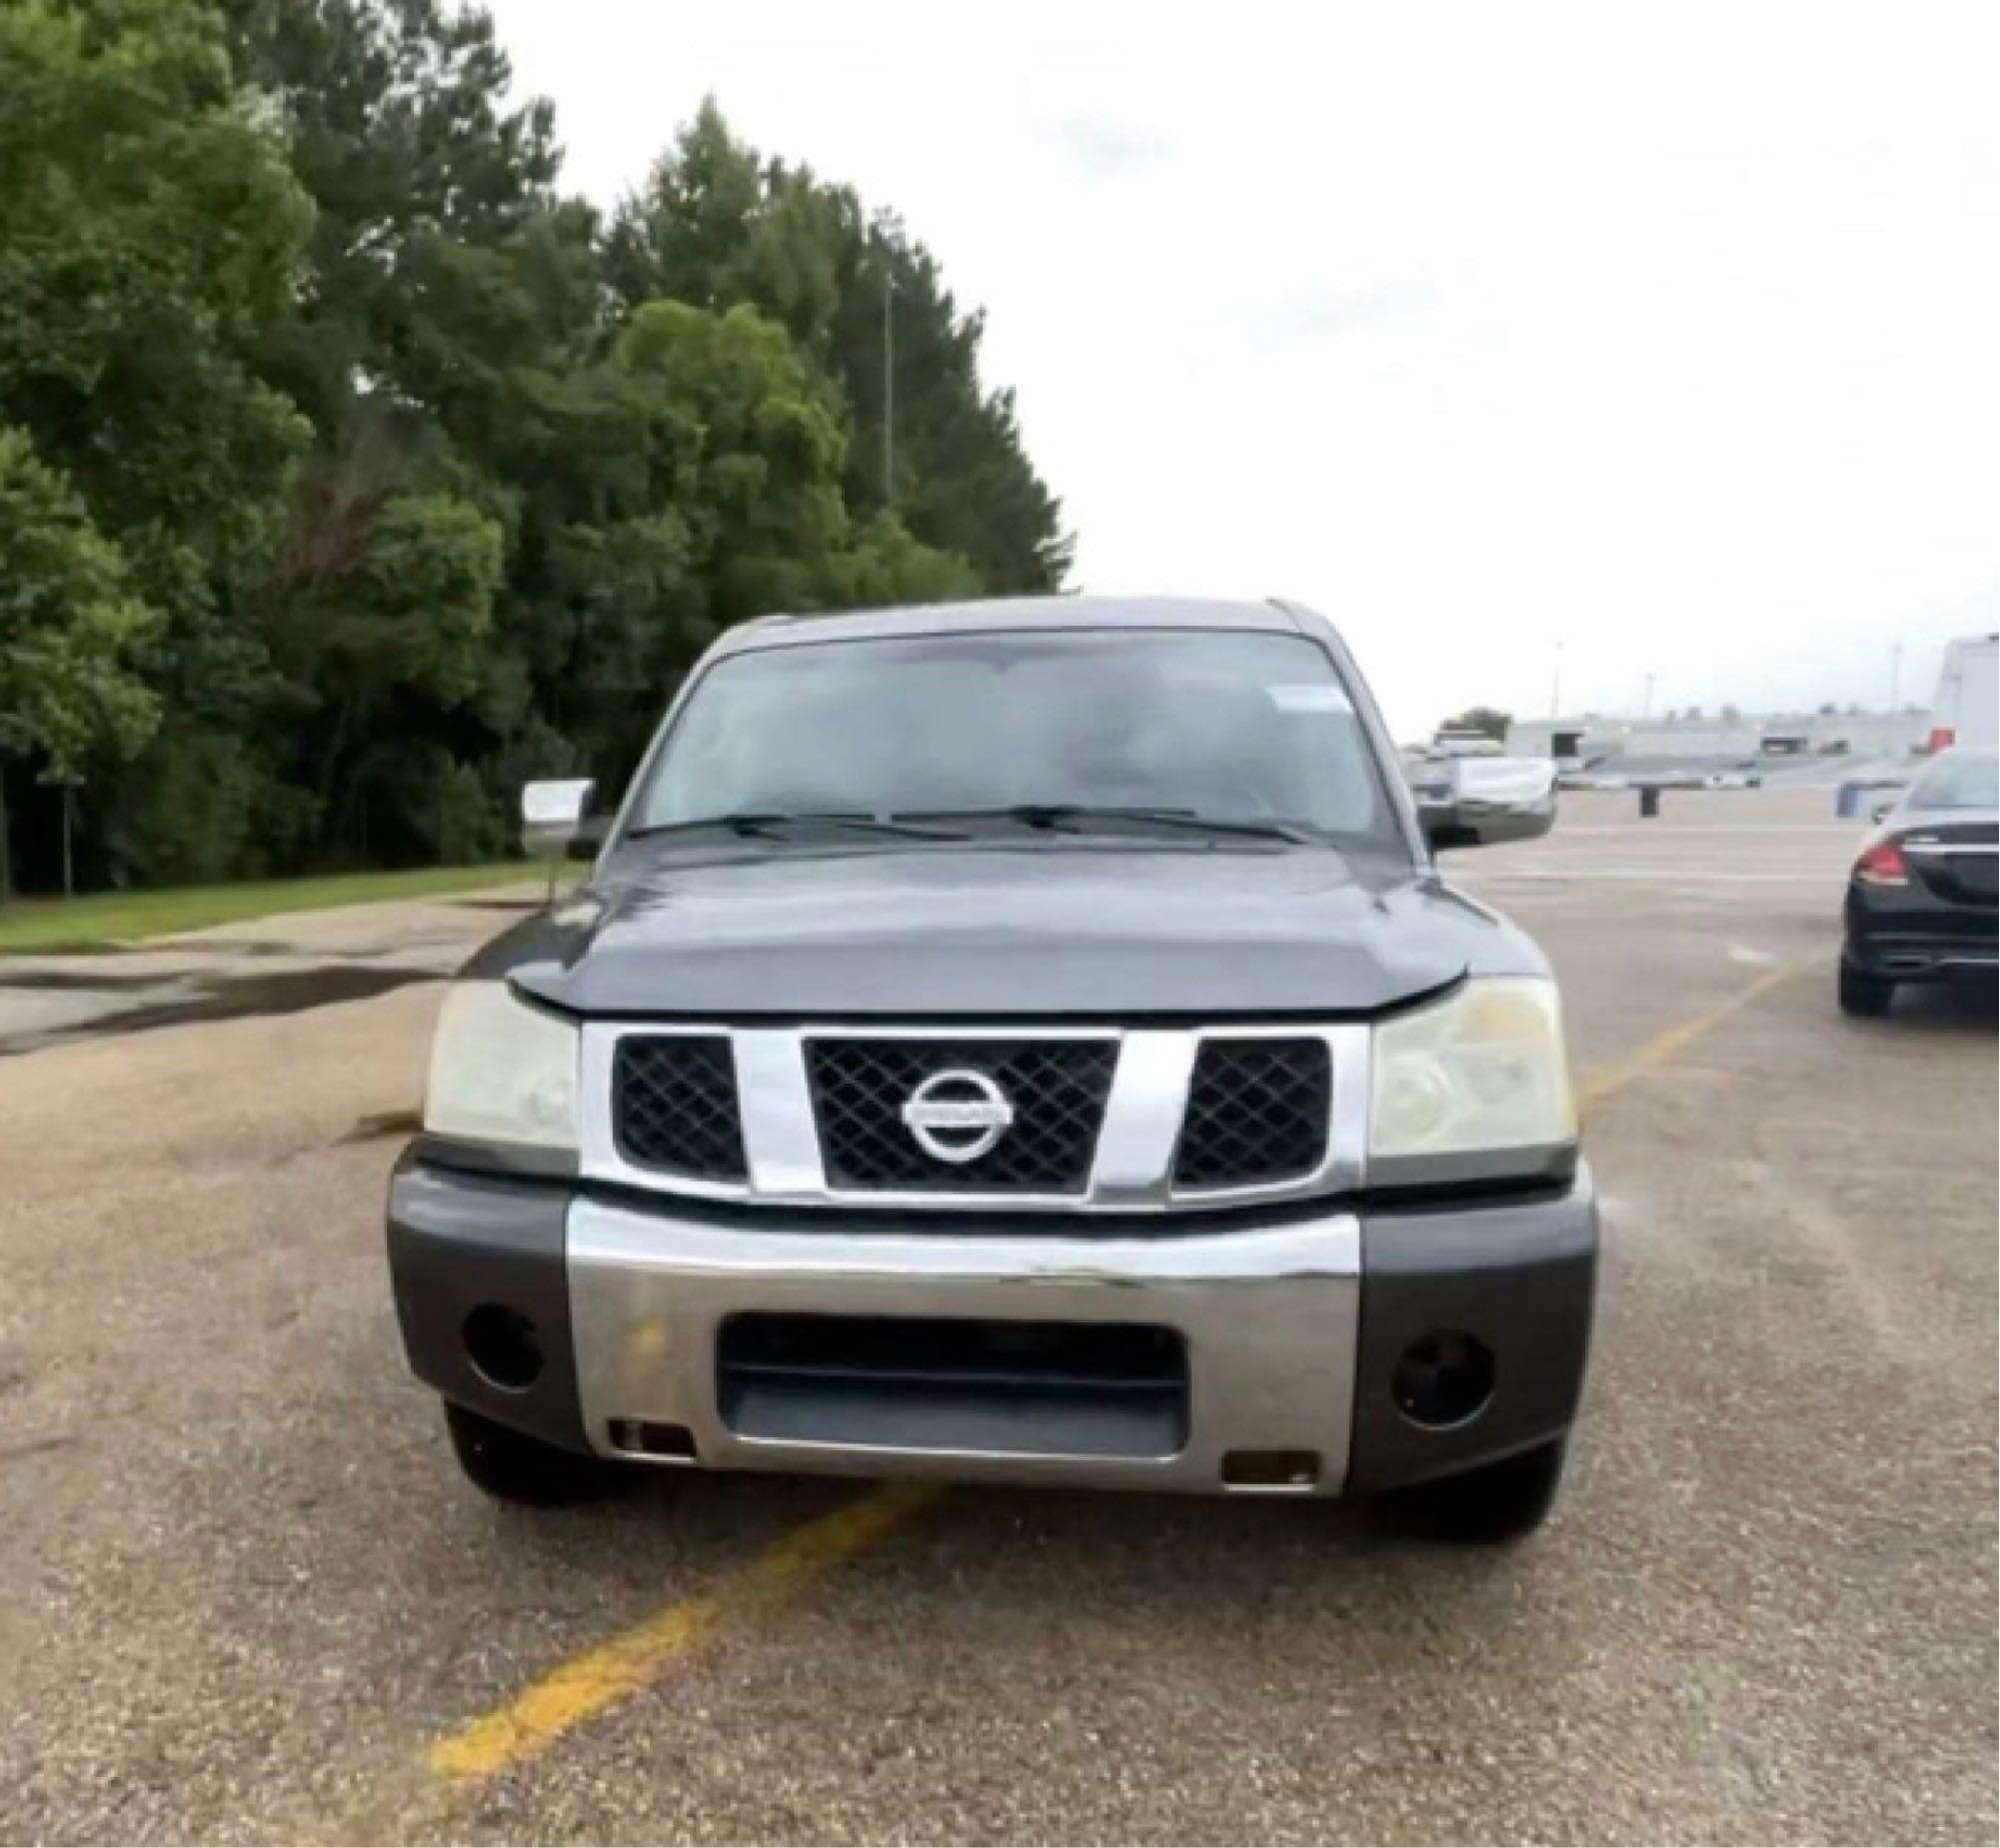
1577, 958, 1807, 1110
425, 1478, 939, 1782
412, 958, 1807, 1797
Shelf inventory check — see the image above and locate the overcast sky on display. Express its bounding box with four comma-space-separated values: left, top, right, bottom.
483, 0, 1997, 738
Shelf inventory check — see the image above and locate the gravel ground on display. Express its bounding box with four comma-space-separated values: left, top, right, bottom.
0, 791, 1992, 1845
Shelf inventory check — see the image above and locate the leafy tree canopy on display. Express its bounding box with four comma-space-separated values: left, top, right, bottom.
611, 100, 1072, 592
0, 429, 161, 784
1439, 707, 1514, 743
0, 1, 1069, 895
0, 0, 314, 597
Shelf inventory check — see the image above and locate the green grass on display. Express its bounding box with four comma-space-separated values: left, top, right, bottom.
0, 862, 544, 954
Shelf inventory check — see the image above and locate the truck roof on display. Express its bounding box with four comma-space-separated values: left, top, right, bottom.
714, 594, 1312, 657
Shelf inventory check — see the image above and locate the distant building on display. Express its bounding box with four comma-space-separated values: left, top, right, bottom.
1506, 709, 1931, 766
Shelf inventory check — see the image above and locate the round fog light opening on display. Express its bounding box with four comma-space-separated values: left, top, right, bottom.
463, 1304, 544, 1391
1392, 1330, 1495, 1429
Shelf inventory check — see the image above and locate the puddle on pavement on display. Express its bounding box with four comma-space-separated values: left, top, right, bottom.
0, 968, 173, 991
135, 937, 310, 958
0, 964, 444, 1055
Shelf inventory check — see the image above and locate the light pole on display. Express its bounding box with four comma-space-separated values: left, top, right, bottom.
1889, 643, 1902, 714
1642, 671, 1656, 720
1550, 640, 1563, 720
882, 271, 895, 505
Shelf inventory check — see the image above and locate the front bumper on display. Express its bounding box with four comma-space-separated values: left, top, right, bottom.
388, 1155, 1597, 1497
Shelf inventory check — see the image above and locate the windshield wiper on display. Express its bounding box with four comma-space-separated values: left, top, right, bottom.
808, 812, 970, 841
624, 812, 796, 841
625, 811, 968, 843
893, 805, 1312, 845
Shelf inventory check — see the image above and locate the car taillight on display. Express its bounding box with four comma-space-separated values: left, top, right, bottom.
1926, 726, 1956, 754
1854, 840, 1909, 886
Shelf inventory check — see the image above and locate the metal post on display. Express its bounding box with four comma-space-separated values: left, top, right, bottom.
882, 271, 895, 505
61, 783, 74, 899
0, 766, 11, 905
1550, 640, 1563, 719
1889, 643, 1902, 714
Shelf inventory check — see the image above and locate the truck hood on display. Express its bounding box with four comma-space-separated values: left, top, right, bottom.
482, 843, 1541, 1019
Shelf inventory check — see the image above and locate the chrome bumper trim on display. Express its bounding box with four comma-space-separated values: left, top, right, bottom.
566, 1196, 1363, 1494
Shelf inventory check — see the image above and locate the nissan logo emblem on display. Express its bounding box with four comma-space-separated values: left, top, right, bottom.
901, 1068, 1015, 1163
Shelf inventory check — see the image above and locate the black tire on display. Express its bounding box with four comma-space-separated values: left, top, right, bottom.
1397, 1437, 1569, 1544
1838, 960, 1895, 1018
444, 1401, 619, 1505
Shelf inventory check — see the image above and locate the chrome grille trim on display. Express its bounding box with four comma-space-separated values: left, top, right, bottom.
1091, 1032, 1201, 1206
735, 1030, 826, 1196
578, 1020, 1370, 1213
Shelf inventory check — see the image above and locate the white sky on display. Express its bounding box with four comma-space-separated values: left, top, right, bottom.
484, 0, 1998, 738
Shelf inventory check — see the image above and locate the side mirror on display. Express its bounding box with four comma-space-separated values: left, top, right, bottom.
521, 779, 598, 861
1870, 800, 1893, 825
1416, 756, 1557, 851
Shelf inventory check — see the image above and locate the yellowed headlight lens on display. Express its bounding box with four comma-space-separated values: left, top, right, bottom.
424, 981, 579, 1151
1369, 978, 1575, 1157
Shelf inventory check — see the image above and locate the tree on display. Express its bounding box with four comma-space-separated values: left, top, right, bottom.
617, 302, 847, 615
1439, 706, 1513, 743
0, 430, 162, 897
833, 229, 1071, 591
2, 3, 1069, 893
263, 482, 504, 836
222, 0, 567, 434
527, 300, 974, 782
0, 0, 314, 885
610, 102, 1070, 592
0, 0, 313, 595
821, 513, 981, 610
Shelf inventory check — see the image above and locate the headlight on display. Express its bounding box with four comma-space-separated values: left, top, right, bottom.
424, 981, 579, 1151
1369, 977, 1575, 1158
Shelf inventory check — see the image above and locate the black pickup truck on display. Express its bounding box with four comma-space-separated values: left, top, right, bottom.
390, 596, 1596, 1542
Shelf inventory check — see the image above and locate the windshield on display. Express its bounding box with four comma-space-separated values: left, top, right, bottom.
629, 629, 1399, 844
1908, 752, 2000, 812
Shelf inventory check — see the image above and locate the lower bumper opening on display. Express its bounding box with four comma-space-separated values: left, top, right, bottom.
1219, 1448, 1320, 1491
716, 1313, 1190, 1460
607, 1417, 700, 1461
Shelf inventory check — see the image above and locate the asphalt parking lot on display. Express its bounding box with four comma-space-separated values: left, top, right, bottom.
1, 788, 1993, 1846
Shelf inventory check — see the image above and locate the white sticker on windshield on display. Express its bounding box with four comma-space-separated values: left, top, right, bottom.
1270, 685, 1352, 714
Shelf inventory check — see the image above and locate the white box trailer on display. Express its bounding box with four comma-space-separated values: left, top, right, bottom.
1929, 634, 1998, 754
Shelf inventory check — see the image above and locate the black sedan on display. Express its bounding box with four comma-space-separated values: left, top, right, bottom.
1841, 748, 1999, 1016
